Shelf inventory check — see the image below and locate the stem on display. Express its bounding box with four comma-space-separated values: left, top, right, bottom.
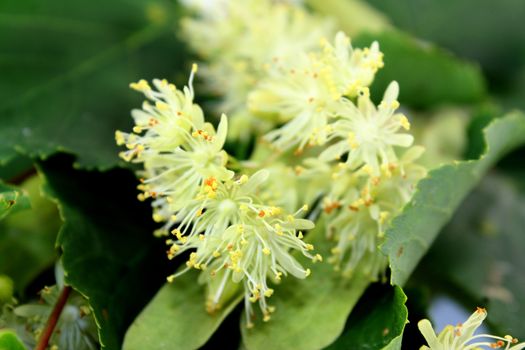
35, 286, 72, 350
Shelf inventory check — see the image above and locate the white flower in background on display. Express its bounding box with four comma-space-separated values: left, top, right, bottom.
419, 307, 525, 350
324, 146, 426, 278
181, 0, 334, 140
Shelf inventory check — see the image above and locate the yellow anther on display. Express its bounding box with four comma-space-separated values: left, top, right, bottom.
399, 114, 411, 130
213, 251, 221, 258
275, 272, 283, 281
305, 244, 314, 251
132, 126, 142, 133
262, 247, 271, 255
192, 63, 198, 73
302, 204, 309, 211
239, 174, 249, 184
199, 234, 205, 241
264, 289, 274, 297
305, 268, 311, 277
313, 254, 323, 262
269, 207, 283, 216
391, 100, 400, 110
115, 131, 125, 145
152, 213, 164, 222
166, 275, 175, 283
129, 79, 151, 91
287, 215, 295, 222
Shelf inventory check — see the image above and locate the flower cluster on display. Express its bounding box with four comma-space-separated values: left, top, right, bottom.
120, 0, 428, 326
181, 0, 334, 139
419, 307, 525, 350
116, 68, 319, 326
246, 30, 425, 279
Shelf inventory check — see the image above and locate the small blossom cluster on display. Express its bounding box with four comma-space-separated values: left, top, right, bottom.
246, 30, 426, 279
116, 67, 319, 326
419, 307, 525, 350
181, 0, 334, 139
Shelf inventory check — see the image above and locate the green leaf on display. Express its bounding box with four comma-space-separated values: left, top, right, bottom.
0, 329, 26, 350
123, 271, 243, 350
382, 111, 525, 286
0, 0, 188, 170
363, 0, 525, 84
38, 155, 172, 349
417, 174, 525, 339
326, 285, 407, 350
0, 182, 29, 221
0, 175, 59, 293
241, 220, 371, 350
353, 30, 486, 108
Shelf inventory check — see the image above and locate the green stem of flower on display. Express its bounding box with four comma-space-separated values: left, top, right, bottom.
35, 286, 72, 350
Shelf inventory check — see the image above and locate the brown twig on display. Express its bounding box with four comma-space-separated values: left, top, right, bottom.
35, 286, 72, 350
8, 167, 37, 186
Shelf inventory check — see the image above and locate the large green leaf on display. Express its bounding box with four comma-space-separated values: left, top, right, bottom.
382, 111, 525, 286
0, 175, 59, 293
38, 155, 172, 349
416, 174, 525, 339
241, 220, 371, 350
326, 285, 407, 350
0, 0, 187, 170
123, 271, 243, 350
364, 0, 525, 84
353, 31, 486, 108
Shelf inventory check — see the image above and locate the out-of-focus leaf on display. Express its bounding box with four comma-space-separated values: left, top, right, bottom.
0, 156, 34, 183
0, 182, 29, 221
0, 175, 59, 292
0, 0, 187, 170
38, 155, 172, 349
364, 0, 525, 84
354, 31, 486, 108
0, 329, 26, 350
417, 174, 525, 339
123, 271, 243, 350
326, 285, 407, 350
382, 111, 525, 286
241, 220, 371, 350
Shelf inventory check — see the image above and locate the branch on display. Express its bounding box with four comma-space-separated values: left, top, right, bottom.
35, 286, 72, 350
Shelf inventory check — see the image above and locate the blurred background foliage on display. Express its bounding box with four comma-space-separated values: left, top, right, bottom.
0, 0, 524, 349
